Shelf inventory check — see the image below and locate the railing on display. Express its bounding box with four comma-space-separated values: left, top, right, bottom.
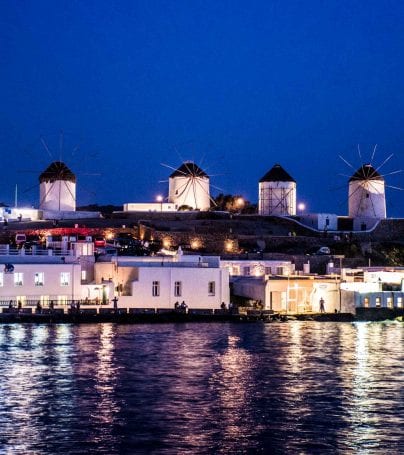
0, 246, 73, 257
0, 299, 110, 307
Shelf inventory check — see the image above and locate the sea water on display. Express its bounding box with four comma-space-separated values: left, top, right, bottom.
0, 321, 402, 454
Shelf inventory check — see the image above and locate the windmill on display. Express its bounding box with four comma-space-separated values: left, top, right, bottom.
19, 132, 100, 213
39, 161, 76, 211
159, 160, 220, 211
339, 145, 403, 219
258, 164, 297, 216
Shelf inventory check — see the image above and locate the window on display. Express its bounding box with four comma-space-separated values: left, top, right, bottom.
14, 273, 23, 286
265, 267, 272, 275
208, 281, 216, 296
397, 297, 403, 308
35, 272, 44, 286
243, 267, 251, 276
152, 281, 160, 297
60, 272, 70, 286
0, 272, 3, 287
81, 270, 87, 281
387, 297, 393, 308
174, 281, 182, 297
16, 295, 26, 305
363, 297, 369, 308
375, 297, 381, 307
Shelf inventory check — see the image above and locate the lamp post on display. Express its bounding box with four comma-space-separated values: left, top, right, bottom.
156, 195, 163, 212
297, 202, 306, 215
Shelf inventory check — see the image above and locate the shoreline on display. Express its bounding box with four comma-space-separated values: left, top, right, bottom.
0, 311, 401, 324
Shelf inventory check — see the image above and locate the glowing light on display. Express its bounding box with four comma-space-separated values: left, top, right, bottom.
156, 195, 163, 202
191, 239, 201, 249
297, 202, 306, 212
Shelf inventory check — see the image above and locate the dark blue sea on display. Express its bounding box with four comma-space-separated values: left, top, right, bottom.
0, 321, 402, 454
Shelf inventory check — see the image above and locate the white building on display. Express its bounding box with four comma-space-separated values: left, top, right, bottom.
94, 253, 229, 310
341, 267, 404, 310
232, 275, 345, 313
348, 164, 386, 219
221, 259, 295, 277
168, 161, 211, 211
259, 164, 296, 216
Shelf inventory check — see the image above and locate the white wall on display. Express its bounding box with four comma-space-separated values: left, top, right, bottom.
40, 180, 76, 212
168, 176, 211, 211
123, 202, 177, 212
131, 266, 229, 309
259, 181, 296, 216
0, 263, 82, 303
348, 179, 386, 219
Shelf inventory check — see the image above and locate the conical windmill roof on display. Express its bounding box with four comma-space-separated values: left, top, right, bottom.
349, 164, 383, 182
259, 164, 295, 183
169, 161, 208, 178
39, 161, 76, 183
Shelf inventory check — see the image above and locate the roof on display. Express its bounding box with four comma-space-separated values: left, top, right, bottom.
39, 161, 76, 183
259, 164, 295, 183
349, 164, 383, 182
169, 161, 208, 178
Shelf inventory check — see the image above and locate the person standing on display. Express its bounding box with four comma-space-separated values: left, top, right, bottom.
319, 297, 325, 313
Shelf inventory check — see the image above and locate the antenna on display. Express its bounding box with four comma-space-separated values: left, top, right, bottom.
14, 184, 18, 208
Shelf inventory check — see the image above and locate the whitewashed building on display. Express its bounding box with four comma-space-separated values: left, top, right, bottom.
221, 259, 295, 277
94, 253, 229, 310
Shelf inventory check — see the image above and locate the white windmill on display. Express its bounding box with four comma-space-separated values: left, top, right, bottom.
39, 161, 76, 211
340, 145, 403, 220
258, 164, 296, 216
167, 161, 211, 211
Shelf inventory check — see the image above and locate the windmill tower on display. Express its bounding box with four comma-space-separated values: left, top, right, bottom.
259, 164, 296, 216
39, 161, 76, 211
168, 161, 211, 211
348, 164, 386, 219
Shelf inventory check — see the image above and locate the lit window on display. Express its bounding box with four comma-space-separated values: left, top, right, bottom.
174, 281, 182, 297
152, 281, 160, 297
363, 297, 369, 308
35, 272, 44, 286
387, 297, 393, 308
60, 272, 70, 286
16, 296, 26, 305
208, 281, 216, 296
397, 297, 403, 308
14, 273, 23, 286
375, 297, 381, 307
81, 270, 87, 281
0, 272, 3, 287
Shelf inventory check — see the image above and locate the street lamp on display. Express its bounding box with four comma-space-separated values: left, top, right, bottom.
297, 202, 306, 214
156, 195, 163, 212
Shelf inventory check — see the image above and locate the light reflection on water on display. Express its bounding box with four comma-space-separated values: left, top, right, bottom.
0, 321, 402, 454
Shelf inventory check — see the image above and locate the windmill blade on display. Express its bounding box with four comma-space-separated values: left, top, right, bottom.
373, 154, 394, 174
22, 182, 41, 194
59, 130, 64, 161
175, 178, 193, 196
338, 173, 351, 178
40, 136, 54, 159
385, 185, 404, 191
370, 144, 377, 165
158, 180, 169, 183
182, 178, 194, 206
160, 162, 189, 177
379, 169, 403, 178
357, 144, 363, 163
329, 183, 347, 192
209, 182, 225, 193
339, 155, 355, 170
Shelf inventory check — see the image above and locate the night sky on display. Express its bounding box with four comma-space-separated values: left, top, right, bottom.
1, 0, 403, 216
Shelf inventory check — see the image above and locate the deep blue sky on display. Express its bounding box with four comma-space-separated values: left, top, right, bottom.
1, 0, 403, 216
